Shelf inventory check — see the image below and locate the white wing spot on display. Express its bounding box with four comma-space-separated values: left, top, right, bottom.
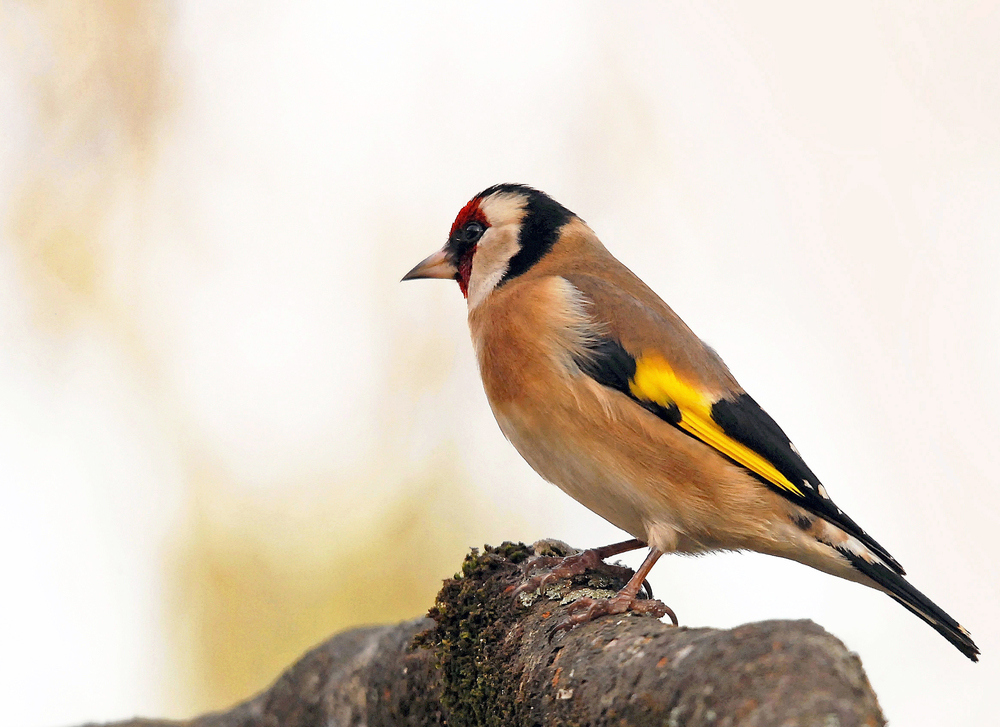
817, 484, 830, 500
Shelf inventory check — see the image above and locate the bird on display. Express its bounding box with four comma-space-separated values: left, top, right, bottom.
401, 183, 979, 661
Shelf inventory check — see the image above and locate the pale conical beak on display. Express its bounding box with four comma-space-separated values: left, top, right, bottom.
401, 248, 457, 281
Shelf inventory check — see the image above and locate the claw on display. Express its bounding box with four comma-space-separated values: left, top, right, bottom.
513, 548, 606, 598
516, 543, 679, 633
553, 593, 678, 633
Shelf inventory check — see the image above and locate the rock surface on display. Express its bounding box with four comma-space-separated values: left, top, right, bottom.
88, 541, 885, 727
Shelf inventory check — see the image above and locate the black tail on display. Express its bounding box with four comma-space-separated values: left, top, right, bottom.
837, 547, 980, 662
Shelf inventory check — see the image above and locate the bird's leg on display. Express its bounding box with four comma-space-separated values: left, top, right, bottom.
555, 547, 678, 631
514, 538, 645, 598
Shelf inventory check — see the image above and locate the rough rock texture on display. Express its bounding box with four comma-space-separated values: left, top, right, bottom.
87, 541, 885, 727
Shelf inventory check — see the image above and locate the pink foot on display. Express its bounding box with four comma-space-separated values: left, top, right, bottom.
555, 592, 678, 632
512, 548, 606, 599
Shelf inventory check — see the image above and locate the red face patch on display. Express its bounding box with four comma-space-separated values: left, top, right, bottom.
456, 246, 475, 297
449, 197, 489, 238
449, 197, 490, 298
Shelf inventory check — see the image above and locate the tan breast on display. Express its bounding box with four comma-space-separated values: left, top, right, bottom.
467, 274, 795, 555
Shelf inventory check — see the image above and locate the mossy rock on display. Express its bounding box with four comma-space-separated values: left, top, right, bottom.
413, 542, 533, 727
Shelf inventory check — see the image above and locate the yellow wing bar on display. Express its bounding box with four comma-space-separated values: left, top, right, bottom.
628, 353, 804, 497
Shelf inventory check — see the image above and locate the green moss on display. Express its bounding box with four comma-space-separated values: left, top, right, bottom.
413, 542, 532, 727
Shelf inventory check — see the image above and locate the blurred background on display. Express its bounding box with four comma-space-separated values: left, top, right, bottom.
1, 1, 997, 725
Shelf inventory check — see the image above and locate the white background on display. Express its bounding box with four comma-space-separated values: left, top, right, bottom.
2, 2, 997, 725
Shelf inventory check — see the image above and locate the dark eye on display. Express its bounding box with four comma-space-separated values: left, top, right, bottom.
461, 221, 485, 243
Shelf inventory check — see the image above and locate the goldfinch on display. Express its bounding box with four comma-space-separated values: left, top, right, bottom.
402, 184, 979, 661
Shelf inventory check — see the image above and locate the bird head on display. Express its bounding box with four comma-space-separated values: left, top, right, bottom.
402, 184, 576, 308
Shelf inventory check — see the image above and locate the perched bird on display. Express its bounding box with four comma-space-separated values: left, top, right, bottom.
402, 183, 979, 661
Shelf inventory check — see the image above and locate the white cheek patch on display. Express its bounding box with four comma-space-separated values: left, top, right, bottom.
466, 194, 527, 310
467, 259, 510, 310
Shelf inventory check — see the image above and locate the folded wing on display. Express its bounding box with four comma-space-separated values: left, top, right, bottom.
565, 273, 903, 574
